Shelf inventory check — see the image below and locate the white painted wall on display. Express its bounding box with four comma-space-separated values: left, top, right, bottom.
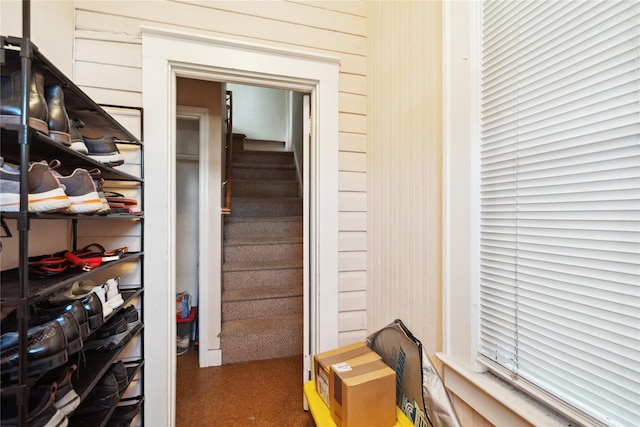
175, 116, 200, 305
227, 84, 288, 143
0, 0, 74, 76
70, 0, 368, 347
366, 1, 442, 355
0, 0, 75, 270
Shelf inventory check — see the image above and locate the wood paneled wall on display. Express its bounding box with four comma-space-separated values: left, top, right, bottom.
72, 0, 369, 343
366, 0, 442, 354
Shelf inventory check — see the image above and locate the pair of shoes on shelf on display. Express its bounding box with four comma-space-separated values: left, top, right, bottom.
0, 69, 126, 166
68, 118, 126, 167
0, 157, 70, 213
73, 361, 132, 417
49, 277, 124, 321
33, 300, 91, 341
0, 68, 50, 137
82, 303, 141, 353
0, 298, 100, 380
0, 157, 104, 214
0, 320, 69, 381
0, 383, 69, 427
74, 363, 124, 414
1, 307, 83, 358
36, 363, 82, 416
83, 308, 131, 352
36, 292, 104, 334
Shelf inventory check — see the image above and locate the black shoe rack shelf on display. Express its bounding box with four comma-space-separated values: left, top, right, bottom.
1, 28, 145, 427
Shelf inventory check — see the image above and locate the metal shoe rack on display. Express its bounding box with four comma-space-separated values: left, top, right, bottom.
0, 4, 145, 426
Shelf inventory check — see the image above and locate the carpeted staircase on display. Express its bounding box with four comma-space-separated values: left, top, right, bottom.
220, 141, 303, 364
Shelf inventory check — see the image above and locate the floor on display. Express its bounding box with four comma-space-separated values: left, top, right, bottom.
176, 350, 315, 426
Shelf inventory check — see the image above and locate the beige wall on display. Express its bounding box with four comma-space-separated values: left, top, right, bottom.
70, 0, 369, 344
367, 0, 442, 355
5, 1, 493, 424
367, 2, 491, 425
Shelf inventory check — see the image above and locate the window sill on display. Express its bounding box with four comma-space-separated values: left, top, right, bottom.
436, 353, 571, 427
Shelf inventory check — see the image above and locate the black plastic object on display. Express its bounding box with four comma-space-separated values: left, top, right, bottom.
367, 319, 461, 427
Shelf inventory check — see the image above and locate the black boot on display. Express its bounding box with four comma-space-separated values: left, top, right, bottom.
0, 69, 49, 135
45, 85, 71, 146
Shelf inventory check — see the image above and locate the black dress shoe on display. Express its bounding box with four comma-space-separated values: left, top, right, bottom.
81, 293, 104, 332
0, 68, 49, 135
0, 321, 68, 380
33, 300, 91, 340
45, 85, 71, 146
2, 305, 82, 355
1, 383, 68, 427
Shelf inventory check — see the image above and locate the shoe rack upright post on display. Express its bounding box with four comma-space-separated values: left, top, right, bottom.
17, 1, 33, 425
1, 1, 145, 425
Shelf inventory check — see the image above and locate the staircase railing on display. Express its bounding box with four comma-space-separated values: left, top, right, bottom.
222, 90, 232, 214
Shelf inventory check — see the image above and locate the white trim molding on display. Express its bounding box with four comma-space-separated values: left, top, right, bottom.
142, 26, 340, 426
442, 2, 587, 426
437, 353, 571, 427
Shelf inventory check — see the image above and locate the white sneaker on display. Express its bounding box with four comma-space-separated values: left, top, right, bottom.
103, 278, 124, 310
92, 285, 112, 318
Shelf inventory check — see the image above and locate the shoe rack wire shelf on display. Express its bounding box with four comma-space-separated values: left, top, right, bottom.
1, 19, 145, 426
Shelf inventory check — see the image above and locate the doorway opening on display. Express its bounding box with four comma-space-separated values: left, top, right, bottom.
142, 27, 339, 425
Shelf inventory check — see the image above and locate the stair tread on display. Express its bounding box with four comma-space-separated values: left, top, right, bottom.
222, 259, 303, 272
232, 162, 295, 170
224, 235, 302, 245
221, 313, 301, 334
234, 178, 297, 184
222, 285, 302, 302
237, 149, 292, 155
232, 196, 301, 201
224, 216, 302, 224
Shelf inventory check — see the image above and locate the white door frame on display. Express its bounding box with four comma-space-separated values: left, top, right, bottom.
142, 27, 340, 426
176, 106, 220, 367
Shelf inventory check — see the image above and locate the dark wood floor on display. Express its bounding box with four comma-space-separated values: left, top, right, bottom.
176, 350, 315, 426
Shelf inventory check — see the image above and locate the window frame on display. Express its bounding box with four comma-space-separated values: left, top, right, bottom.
441, 2, 638, 426
440, 2, 563, 424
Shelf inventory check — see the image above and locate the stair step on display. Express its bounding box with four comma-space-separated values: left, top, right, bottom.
230, 197, 302, 217
221, 314, 303, 364
222, 285, 303, 321
223, 258, 303, 272
232, 163, 296, 181
233, 179, 299, 198
223, 237, 302, 263
223, 260, 302, 290
224, 216, 302, 239
223, 269, 302, 291
233, 150, 294, 166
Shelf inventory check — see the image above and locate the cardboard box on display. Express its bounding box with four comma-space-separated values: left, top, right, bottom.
329, 359, 396, 427
313, 342, 380, 407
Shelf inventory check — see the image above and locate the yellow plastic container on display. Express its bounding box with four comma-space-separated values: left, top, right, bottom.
303, 380, 415, 427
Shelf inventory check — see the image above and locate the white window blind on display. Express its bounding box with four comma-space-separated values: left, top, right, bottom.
479, 1, 640, 426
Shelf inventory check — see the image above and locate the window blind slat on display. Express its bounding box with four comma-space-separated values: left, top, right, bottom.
480, 1, 640, 426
